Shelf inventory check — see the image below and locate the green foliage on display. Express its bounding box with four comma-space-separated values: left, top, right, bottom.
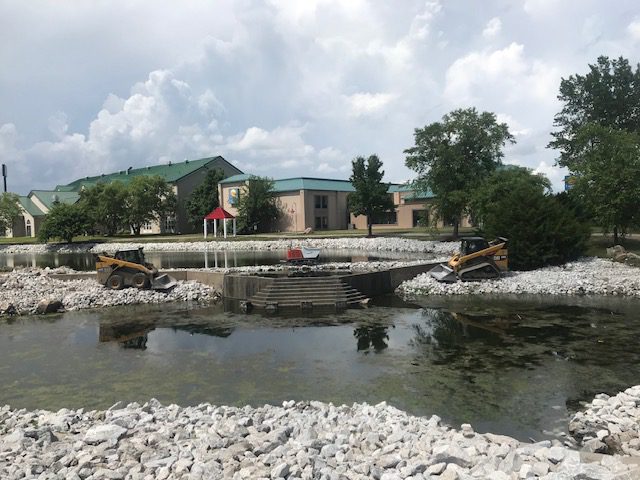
472, 168, 590, 270
125, 176, 177, 235
549, 56, 640, 242
78, 182, 128, 235
186, 168, 224, 228
38, 202, 89, 243
348, 155, 394, 237
0, 192, 21, 233
405, 107, 514, 237
236, 176, 280, 234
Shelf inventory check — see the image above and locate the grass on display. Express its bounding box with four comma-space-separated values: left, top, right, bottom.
586, 235, 640, 258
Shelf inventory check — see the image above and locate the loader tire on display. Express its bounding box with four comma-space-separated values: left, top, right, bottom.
107, 274, 124, 290
132, 272, 150, 289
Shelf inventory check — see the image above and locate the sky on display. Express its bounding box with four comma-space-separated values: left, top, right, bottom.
1, 0, 639, 195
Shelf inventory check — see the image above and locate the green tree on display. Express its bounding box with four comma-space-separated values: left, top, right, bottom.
405, 107, 515, 238
549, 55, 640, 243
38, 202, 89, 243
78, 182, 128, 235
471, 167, 590, 270
125, 176, 177, 235
0, 192, 21, 235
348, 155, 394, 237
185, 168, 224, 228
236, 176, 280, 234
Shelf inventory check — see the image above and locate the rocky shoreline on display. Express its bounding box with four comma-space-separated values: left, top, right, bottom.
0, 238, 459, 256
1, 397, 639, 480
569, 385, 640, 457
0, 268, 218, 316
398, 258, 640, 298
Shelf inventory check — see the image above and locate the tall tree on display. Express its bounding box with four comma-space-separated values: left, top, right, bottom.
38, 202, 89, 243
78, 182, 128, 235
549, 56, 640, 243
125, 176, 177, 235
405, 108, 514, 238
0, 192, 21, 235
186, 168, 224, 228
236, 176, 280, 234
348, 155, 394, 237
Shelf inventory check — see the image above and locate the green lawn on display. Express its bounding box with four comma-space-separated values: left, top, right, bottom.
586, 235, 640, 258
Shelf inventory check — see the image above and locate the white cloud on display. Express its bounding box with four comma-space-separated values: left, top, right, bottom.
344, 92, 398, 117
534, 160, 567, 191
482, 17, 502, 38
444, 43, 559, 106
3, 0, 640, 194
628, 18, 640, 41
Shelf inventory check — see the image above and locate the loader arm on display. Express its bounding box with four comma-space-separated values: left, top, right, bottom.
449, 241, 507, 271
96, 255, 154, 275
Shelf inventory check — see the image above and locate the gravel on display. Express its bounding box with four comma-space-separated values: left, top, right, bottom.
570, 385, 640, 457
0, 237, 459, 255
0, 268, 219, 316
398, 258, 640, 297
1, 398, 638, 480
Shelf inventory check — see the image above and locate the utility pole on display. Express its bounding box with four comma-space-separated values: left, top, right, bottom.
1, 164, 6, 192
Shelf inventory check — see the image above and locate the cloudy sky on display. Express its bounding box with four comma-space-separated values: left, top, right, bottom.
1, 0, 639, 194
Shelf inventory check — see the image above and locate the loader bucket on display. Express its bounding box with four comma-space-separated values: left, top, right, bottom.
151, 273, 178, 291
429, 264, 458, 283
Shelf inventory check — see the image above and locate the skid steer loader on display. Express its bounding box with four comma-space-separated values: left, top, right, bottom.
95, 248, 177, 291
429, 237, 508, 283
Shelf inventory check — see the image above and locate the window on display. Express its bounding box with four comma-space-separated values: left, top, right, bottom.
315, 216, 329, 230
371, 211, 397, 225
412, 210, 428, 227
163, 216, 176, 233
142, 222, 153, 230
314, 195, 328, 209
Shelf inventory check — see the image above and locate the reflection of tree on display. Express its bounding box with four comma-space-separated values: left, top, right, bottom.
120, 335, 148, 350
99, 320, 235, 349
354, 325, 389, 353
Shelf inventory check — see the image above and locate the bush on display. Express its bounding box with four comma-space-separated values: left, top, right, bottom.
38, 202, 89, 243
471, 168, 590, 270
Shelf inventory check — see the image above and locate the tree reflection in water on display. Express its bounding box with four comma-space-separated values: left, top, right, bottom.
353, 325, 390, 353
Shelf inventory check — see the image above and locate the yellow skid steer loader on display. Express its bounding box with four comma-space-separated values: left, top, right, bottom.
430, 237, 508, 283
95, 248, 177, 291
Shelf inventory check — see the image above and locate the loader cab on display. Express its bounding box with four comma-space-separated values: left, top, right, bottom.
460, 237, 490, 256
114, 248, 146, 265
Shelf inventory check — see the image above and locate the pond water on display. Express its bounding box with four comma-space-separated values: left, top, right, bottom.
1, 294, 639, 442
0, 249, 424, 271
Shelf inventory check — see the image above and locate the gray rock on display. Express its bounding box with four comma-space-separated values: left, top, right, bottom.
83, 424, 127, 445
36, 298, 64, 314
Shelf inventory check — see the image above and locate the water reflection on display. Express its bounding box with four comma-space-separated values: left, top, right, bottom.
354, 325, 390, 353
0, 249, 427, 271
1, 296, 640, 442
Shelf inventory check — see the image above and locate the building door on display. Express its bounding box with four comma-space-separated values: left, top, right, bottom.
26, 219, 32, 237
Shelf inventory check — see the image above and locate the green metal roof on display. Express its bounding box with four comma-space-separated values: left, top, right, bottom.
219, 174, 435, 199
30, 190, 80, 209
18, 196, 46, 217
59, 156, 238, 192
219, 174, 252, 184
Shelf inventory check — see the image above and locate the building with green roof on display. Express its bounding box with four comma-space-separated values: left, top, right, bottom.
6, 156, 243, 238
217, 174, 457, 233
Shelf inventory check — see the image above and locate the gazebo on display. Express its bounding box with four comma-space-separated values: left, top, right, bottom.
204, 207, 236, 239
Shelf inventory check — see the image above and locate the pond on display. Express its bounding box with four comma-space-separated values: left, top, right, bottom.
1, 295, 638, 442
0, 249, 426, 271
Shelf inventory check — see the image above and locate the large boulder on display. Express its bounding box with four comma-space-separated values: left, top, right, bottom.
36, 298, 64, 314
607, 245, 626, 258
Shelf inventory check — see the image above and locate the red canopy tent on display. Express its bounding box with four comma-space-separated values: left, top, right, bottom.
204, 207, 236, 238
